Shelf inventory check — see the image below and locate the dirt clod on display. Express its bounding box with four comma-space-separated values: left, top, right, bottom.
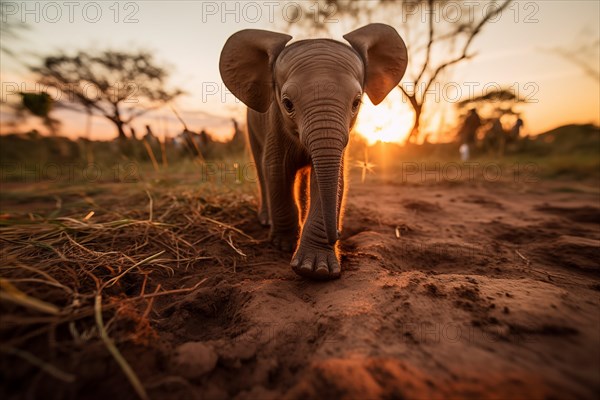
172, 342, 218, 379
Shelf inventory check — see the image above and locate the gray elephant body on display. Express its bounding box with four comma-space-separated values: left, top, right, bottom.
220, 24, 408, 279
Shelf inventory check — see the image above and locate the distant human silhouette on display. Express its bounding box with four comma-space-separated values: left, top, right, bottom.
509, 117, 524, 142
459, 108, 481, 161
199, 129, 210, 148
483, 118, 506, 157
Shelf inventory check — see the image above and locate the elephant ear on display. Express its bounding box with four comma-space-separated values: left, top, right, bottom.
219, 29, 292, 113
343, 23, 408, 105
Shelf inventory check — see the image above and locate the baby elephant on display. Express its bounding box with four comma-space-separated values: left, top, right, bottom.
219, 24, 408, 280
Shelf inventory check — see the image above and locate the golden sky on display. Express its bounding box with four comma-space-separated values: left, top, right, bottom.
1, 0, 598, 142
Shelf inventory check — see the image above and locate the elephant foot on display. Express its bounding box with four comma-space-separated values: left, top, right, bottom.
258, 208, 270, 226
270, 228, 299, 252
291, 244, 341, 280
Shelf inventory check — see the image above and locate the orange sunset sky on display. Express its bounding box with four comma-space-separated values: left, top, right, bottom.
1, 0, 599, 143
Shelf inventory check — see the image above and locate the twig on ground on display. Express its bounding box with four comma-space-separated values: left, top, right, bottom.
95, 292, 148, 400
105, 250, 166, 288
515, 249, 531, 266
224, 232, 247, 257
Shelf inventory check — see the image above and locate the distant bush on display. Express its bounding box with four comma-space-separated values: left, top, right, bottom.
1, 124, 598, 182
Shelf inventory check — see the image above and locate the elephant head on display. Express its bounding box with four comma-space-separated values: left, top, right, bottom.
220, 24, 408, 244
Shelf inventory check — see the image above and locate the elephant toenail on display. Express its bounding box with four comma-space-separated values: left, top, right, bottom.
315, 264, 329, 275
300, 261, 313, 271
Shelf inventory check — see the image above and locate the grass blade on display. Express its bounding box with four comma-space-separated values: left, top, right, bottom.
95, 293, 148, 400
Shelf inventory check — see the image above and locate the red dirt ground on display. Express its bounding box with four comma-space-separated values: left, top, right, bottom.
2, 175, 599, 399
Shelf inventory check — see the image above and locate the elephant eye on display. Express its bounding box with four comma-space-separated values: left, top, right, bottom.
282, 98, 294, 114
352, 98, 361, 113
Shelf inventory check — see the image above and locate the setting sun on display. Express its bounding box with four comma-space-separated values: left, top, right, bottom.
354, 90, 415, 144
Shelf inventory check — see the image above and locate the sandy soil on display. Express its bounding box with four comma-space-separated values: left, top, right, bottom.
2, 176, 600, 399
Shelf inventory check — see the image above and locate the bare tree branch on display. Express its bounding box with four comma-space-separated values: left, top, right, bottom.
544, 42, 600, 83
415, 0, 436, 85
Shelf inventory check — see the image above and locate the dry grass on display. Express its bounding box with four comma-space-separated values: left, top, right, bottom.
0, 181, 259, 398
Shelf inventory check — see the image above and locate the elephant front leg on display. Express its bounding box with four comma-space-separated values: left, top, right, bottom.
291, 167, 342, 280
265, 162, 300, 252
247, 130, 269, 226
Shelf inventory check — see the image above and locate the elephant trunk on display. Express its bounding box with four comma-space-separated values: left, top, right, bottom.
308, 132, 345, 245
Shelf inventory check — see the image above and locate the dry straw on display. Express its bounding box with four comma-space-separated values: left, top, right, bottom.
0, 187, 257, 398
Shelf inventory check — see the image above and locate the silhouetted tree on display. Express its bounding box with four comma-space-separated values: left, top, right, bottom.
285, 0, 512, 142
457, 88, 524, 120
18, 92, 60, 135
31, 50, 182, 139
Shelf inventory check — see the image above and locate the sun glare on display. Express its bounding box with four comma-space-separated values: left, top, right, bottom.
354, 90, 414, 145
